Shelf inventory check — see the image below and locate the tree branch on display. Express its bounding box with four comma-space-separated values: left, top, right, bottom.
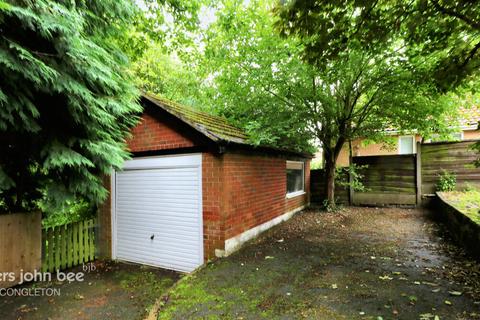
460, 40, 480, 68
431, 0, 480, 30
237, 62, 298, 109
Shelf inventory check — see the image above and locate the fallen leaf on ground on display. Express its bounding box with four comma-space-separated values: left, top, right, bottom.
422, 281, 438, 286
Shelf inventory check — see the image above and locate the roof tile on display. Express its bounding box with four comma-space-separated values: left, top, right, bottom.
143, 93, 249, 144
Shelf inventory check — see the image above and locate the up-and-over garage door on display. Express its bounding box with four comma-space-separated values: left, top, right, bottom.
112, 154, 203, 272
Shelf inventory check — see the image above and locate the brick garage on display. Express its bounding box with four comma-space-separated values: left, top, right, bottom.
98, 94, 311, 272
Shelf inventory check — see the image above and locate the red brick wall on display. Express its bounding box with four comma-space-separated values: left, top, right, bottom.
202, 153, 225, 260
222, 153, 310, 240
98, 111, 310, 261
127, 113, 196, 152
97, 152, 310, 261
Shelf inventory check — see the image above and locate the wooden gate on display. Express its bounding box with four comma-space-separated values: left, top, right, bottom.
42, 218, 96, 273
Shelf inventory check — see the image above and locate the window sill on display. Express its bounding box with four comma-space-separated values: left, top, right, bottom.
286, 191, 306, 199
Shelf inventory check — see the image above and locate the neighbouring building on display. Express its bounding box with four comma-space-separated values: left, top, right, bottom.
315, 105, 480, 167
98, 94, 311, 272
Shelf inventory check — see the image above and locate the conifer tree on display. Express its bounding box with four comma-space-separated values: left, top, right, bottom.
0, 0, 141, 212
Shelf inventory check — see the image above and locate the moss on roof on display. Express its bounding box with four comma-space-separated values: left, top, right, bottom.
143, 93, 249, 144
457, 105, 480, 127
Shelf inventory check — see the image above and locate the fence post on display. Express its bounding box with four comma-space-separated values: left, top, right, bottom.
416, 141, 422, 206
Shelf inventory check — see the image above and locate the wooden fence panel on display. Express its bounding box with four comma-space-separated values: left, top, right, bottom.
310, 140, 480, 207
0, 212, 42, 288
310, 169, 349, 204
421, 140, 480, 194
352, 154, 417, 206
41, 218, 96, 273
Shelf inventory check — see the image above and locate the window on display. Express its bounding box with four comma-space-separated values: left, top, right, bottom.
286, 161, 305, 197
450, 132, 463, 141
427, 132, 463, 142
398, 136, 415, 154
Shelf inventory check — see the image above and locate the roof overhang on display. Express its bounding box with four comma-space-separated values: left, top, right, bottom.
140, 95, 312, 159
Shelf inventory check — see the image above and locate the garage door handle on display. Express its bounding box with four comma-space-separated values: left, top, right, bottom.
150, 234, 155, 240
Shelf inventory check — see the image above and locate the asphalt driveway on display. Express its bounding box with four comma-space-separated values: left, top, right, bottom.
0, 261, 179, 320
2, 207, 479, 320
157, 207, 480, 320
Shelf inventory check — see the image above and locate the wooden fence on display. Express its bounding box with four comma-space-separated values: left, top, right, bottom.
0, 212, 42, 288
352, 154, 417, 206
310, 169, 349, 204
42, 218, 97, 273
311, 140, 480, 206
421, 140, 480, 194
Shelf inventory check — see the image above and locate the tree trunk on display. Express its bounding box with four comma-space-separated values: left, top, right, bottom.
324, 152, 336, 206
323, 137, 346, 208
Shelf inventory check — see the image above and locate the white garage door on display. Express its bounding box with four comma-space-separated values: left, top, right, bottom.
113, 154, 203, 272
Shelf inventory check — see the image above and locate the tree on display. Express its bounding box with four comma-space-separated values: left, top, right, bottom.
274, 0, 480, 91
118, 0, 204, 63
0, 0, 141, 213
200, 0, 448, 205
131, 46, 213, 110
118, 0, 212, 110
200, 0, 314, 152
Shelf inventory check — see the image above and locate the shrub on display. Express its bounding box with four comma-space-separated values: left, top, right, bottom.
436, 170, 456, 192
463, 183, 478, 192
41, 200, 96, 228
336, 164, 369, 192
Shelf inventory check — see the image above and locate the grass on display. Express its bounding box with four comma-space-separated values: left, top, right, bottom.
440, 189, 480, 224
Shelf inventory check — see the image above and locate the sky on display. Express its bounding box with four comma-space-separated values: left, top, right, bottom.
135, 0, 217, 30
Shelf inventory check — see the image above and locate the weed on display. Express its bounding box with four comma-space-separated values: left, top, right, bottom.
436, 170, 456, 192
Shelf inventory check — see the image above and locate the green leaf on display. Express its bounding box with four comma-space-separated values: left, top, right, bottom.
0, 1, 10, 11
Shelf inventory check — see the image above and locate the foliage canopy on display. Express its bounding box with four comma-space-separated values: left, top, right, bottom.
1, 0, 473, 211
275, 0, 480, 91
0, 0, 141, 213
197, 0, 451, 204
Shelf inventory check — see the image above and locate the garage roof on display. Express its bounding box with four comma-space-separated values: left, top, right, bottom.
143, 93, 248, 144
142, 93, 312, 158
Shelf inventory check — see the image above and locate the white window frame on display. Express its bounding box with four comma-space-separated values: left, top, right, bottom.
451, 131, 464, 141
427, 131, 464, 143
398, 135, 416, 154
286, 161, 305, 198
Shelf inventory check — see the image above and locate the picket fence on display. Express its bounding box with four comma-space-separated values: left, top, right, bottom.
41, 218, 96, 273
